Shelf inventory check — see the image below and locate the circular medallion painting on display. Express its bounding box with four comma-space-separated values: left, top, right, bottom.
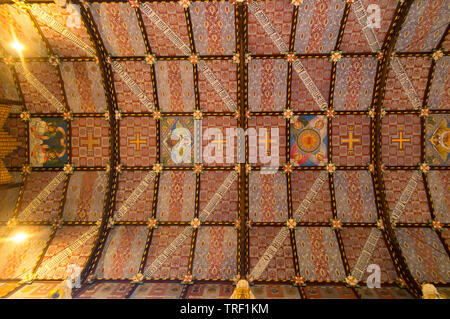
296, 129, 321, 153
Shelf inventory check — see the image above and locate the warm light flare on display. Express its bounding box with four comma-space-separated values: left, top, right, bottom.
8, 232, 29, 243
11, 40, 24, 52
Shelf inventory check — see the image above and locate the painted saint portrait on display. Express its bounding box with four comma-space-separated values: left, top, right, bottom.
29, 118, 68, 167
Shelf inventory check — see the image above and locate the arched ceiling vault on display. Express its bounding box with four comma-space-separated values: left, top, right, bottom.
0, 0, 448, 299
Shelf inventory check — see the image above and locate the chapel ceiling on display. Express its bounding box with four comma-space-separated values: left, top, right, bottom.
0, 0, 449, 299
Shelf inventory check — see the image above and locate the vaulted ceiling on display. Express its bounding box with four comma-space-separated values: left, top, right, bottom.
0, 0, 449, 299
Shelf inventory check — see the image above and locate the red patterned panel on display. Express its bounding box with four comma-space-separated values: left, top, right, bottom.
8, 282, 63, 299
37, 226, 96, 279
199, 170, 238, 222
0, 64, 19, 101
201, 116, 238, 167
190, 2, 235, 56
72, 117, 109, 167
18, 171, 65, 221
16, 62, 64, 114
340, 0, 397, 52
37, 4, 93, 57
304, 285, 357, 299
249, 172, 288, 222
384, 57, 431, 110
113, 61, 154, 113
383, 170, 431, 223
91, 3, 146, 56
95, 226, 148, 279
115, 170, 155, 222
332, 115, 371, 166
291, 170, 333, 222
77, 282, 134, 299
290, 58, 332, 111
144, 226, 192, 279
185, 283, 234, 299
248, 59, 288, 112
157, 171, 196, 222
119, 116, 157, 167
248, 0, 293, 55
63, 171, 106, 221
192, 226, 237, 280
247, 116, 286, 167
252, 284, 301, 299
381, 114, 421, 166
3, 117, 27, 167
142, 3, 190, 56
155, 60, 195, 112
341, 227, 397, 282
249, 227, 295, 281
198, 60, 237, 112
61, 62, 107, 113
130, 283, 183, 299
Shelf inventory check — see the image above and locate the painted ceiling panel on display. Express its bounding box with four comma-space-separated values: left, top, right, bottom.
192, 226, 237, 280
0, 172, 22, 222
62, 171, 107, 221
35, 4, 93, 57
113, 60, 154, 112
383, 170, 431, 224
396, 228, 450, 283
290, 58, 331, 111
36, 225, 97, 279
61, 62, 107, 113
94, 226, 148, 279
0, 63, 20, 102
340, 0, 397, 52
396, 0, 449, 52
155, 60, 195, 112
91, 2, 146, 56
141, 2, 190, 56
248, 59, 287, 111
156, 170, 196, 222
15, 62, 65, 114
249, 226, 296, 281
190, 2, 236, 56
427, 170, 450, 223
114, 170, 156, 222
303, 285, 357, 299
383, 57, 431, 111
428, 56, 450, 110
0, 0, 448, 299
198, 60, 237, 112
295, 227, 346, 282
129, 282, 183, 299
294, 0, 345, 54
341, 227, 397, 282
143, 226, 192, 280
334, 170, 377, 223
199, 170, 238, 222
184, 283, 234, 299
333, 57, 377, 111
247, 0, 293, 55
357, 286, 414, 299
76, 282, 134, 299
17, 171, 66, 222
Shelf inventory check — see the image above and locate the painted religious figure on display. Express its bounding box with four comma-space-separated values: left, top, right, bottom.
290, 115, 328, 166
426, 115, 449, 166
160, 117, 194, 165
29, 118, 68, 167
